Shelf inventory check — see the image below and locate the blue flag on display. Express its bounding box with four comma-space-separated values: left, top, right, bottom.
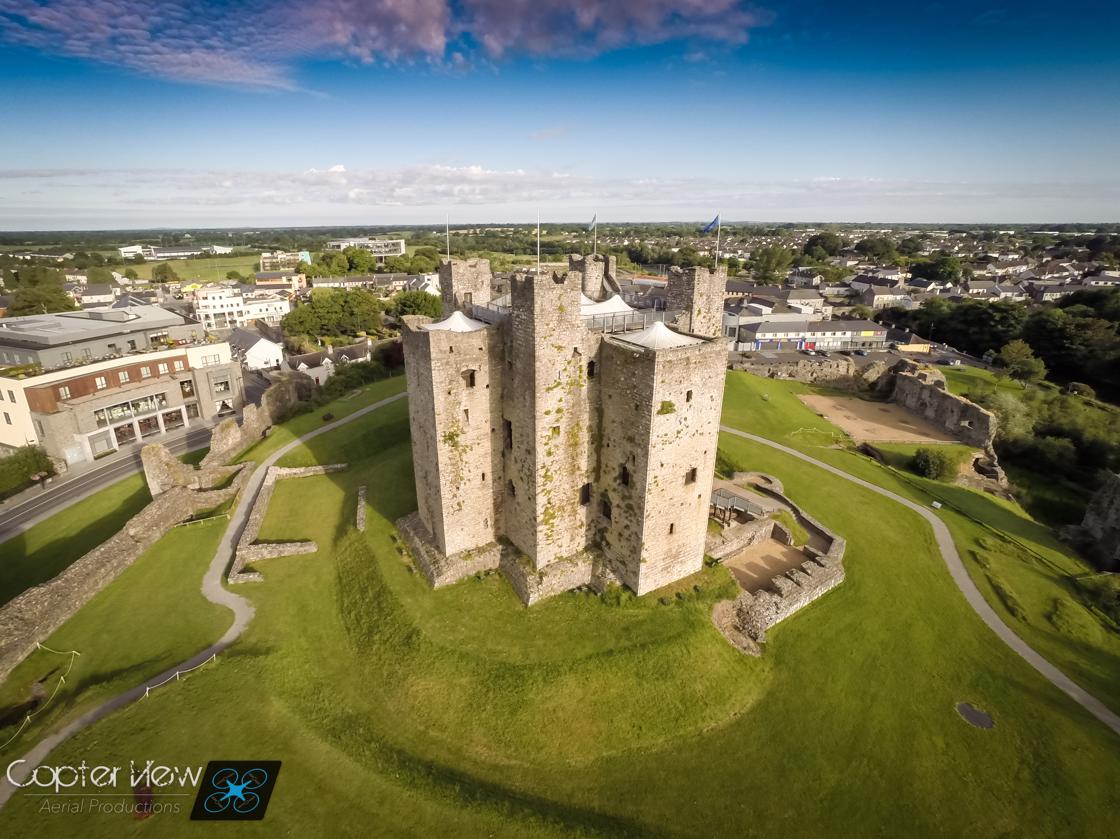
588, 214, 597, 231
702, 214, 720, 234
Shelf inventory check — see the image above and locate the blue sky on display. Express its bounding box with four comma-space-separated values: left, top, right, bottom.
0, 0, 1117, 229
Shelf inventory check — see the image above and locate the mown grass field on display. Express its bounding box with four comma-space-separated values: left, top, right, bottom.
126, 254, 261, 283
1, 373, 1117, 836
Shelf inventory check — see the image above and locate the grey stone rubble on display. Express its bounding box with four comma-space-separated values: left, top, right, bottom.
0, 460, 250, 681
228, 464, 347, 583
356, 485, 367, 532
707, 473, 847, 652
141, 442, 241, 497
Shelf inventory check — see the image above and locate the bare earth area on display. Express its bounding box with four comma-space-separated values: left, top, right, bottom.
724, 539, 810, 592
799, 394, 958, 444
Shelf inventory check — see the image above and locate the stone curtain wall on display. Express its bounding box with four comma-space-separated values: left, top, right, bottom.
356, 485, 367, 532
396, 512, 502, 587
709, 474, 848, 651
0, 476, 248, 681
890, 362, 996, 448
228, 464, 346, 583
202, 373, 316, 467
1067, 472, 1120, 571
141, 443, 241, 497
706, 518, 776, 561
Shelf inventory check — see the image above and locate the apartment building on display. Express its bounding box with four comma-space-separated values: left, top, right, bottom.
193, 284, 291, 330
324, 237, 406, 258
735, 319, 887, 352
259, 250, 312, 271
0, 306, 243, 466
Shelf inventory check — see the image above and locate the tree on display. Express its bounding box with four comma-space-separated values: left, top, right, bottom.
8, 285, 78, 316
281, 288, 385, 338
392, 290, 443, 318
909, 253, 962, 284
748, 245, 794, 284
803, 232, 843, 257
85, 265, 114, 284
152, 262, 179, 282
123, 268, 138, 281
996, 339, 1047, 385
725, 256, 742, 276
910, 447, 959, 481
226, 270, 244, 281
854, 237, 897, 263
849, 304, 873, 320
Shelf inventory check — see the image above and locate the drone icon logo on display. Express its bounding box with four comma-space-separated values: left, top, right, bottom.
190, 761, 281, 821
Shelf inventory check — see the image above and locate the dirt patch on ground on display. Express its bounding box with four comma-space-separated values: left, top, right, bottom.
724, 539, 810, 592
799, 394, 959, 444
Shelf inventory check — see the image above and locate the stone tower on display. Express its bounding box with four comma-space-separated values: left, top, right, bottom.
568, 253, 618, 301
439, 258, 492, 316
667, 265, 727, 338
399, 259, 728, 604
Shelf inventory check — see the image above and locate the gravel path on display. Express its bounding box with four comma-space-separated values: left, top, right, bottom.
721, 425, 1120, 738
0, 391, 407, 808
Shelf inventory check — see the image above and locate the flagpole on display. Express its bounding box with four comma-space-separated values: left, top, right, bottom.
445, 214, 450, 262
536, 210, 541, 275
715, 212, 722, 268
593, 216, 597, 256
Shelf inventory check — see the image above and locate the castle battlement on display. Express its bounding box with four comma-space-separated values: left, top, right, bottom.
398, 257, 728, 603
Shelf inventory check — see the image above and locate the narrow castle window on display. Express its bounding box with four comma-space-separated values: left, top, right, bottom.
685, 467, 698, 485
686, 389, 693, 402
600, 498, 612, 520
580, 483, 591, 505
503, 419, 512, 450
482, 472, 486, 482
619, 465, 630, 486
507, 480, 516, 497
587, 360, 597, 379
464, 370, 476, 388
669, 523, 675, 534
463, 408, 470, 424
551, 425, 560, 437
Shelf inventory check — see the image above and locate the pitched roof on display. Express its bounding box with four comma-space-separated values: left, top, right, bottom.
421, 310, 487, 332
615, 321, 704, 350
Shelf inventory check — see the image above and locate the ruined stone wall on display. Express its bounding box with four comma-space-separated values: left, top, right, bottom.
202, 373, 316, 467
734, 556, 845, 642
397, 511, 501, 587
439, 258, 492, 315
500, 550, 595, 606
730, 356, 855, 385
890, 362, 996, 448
666, 266, 727, 338
0, 477, 247, 681
631, 340, 727, 594
141, 443, 241, 496
1074, 472, 1120, 570
706, 518, 775, 561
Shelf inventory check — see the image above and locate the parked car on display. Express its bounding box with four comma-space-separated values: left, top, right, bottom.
854, 349, 870, 357
817, 350, 830, 358
838, 350, 852, 356
937, 357, 962, 366
800, 349, 815, 356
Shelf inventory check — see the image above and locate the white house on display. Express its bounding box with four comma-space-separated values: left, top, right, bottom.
228, 327, 284, 371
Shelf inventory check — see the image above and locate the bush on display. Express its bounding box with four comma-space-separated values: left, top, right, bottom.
1065, 382, 1096, 399
909, 447, 960, 481
0, 445, 54, 499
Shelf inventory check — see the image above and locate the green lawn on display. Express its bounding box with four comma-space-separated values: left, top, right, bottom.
0, 474, 150, 605
721, 370, 1120, 715
127, 254, 261, 283
0, 519, 230, 755
2, 376, 1118, 836
234, 375, 406, 465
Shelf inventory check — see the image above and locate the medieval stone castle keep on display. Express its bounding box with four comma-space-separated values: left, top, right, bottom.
397, 255, 728, 604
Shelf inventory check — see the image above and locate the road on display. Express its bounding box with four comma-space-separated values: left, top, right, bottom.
0, 425, 215, 542
0, 390, 408, 808
720, 424, 1120, 738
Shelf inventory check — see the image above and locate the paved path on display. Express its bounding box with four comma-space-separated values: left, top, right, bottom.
720, 425, 1120, 738
0, 391, 407, 808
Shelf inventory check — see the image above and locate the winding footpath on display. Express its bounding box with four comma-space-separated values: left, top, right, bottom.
721, 425, 1120, 738
0, 390, 407, 808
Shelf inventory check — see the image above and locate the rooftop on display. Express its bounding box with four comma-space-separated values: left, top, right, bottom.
0, 304, 188, 348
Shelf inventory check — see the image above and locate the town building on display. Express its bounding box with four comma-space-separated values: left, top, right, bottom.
116, 244, 232, 260
734, 319, 888, 352
228, 327, 285, 371
399, 255, 728, 603
259, 251, 312, 272
192, 284, 291, 331
282, 340, 370, 385
324, 238, 406, 259
253, 271, 307, 293
0, 306, 243, 466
